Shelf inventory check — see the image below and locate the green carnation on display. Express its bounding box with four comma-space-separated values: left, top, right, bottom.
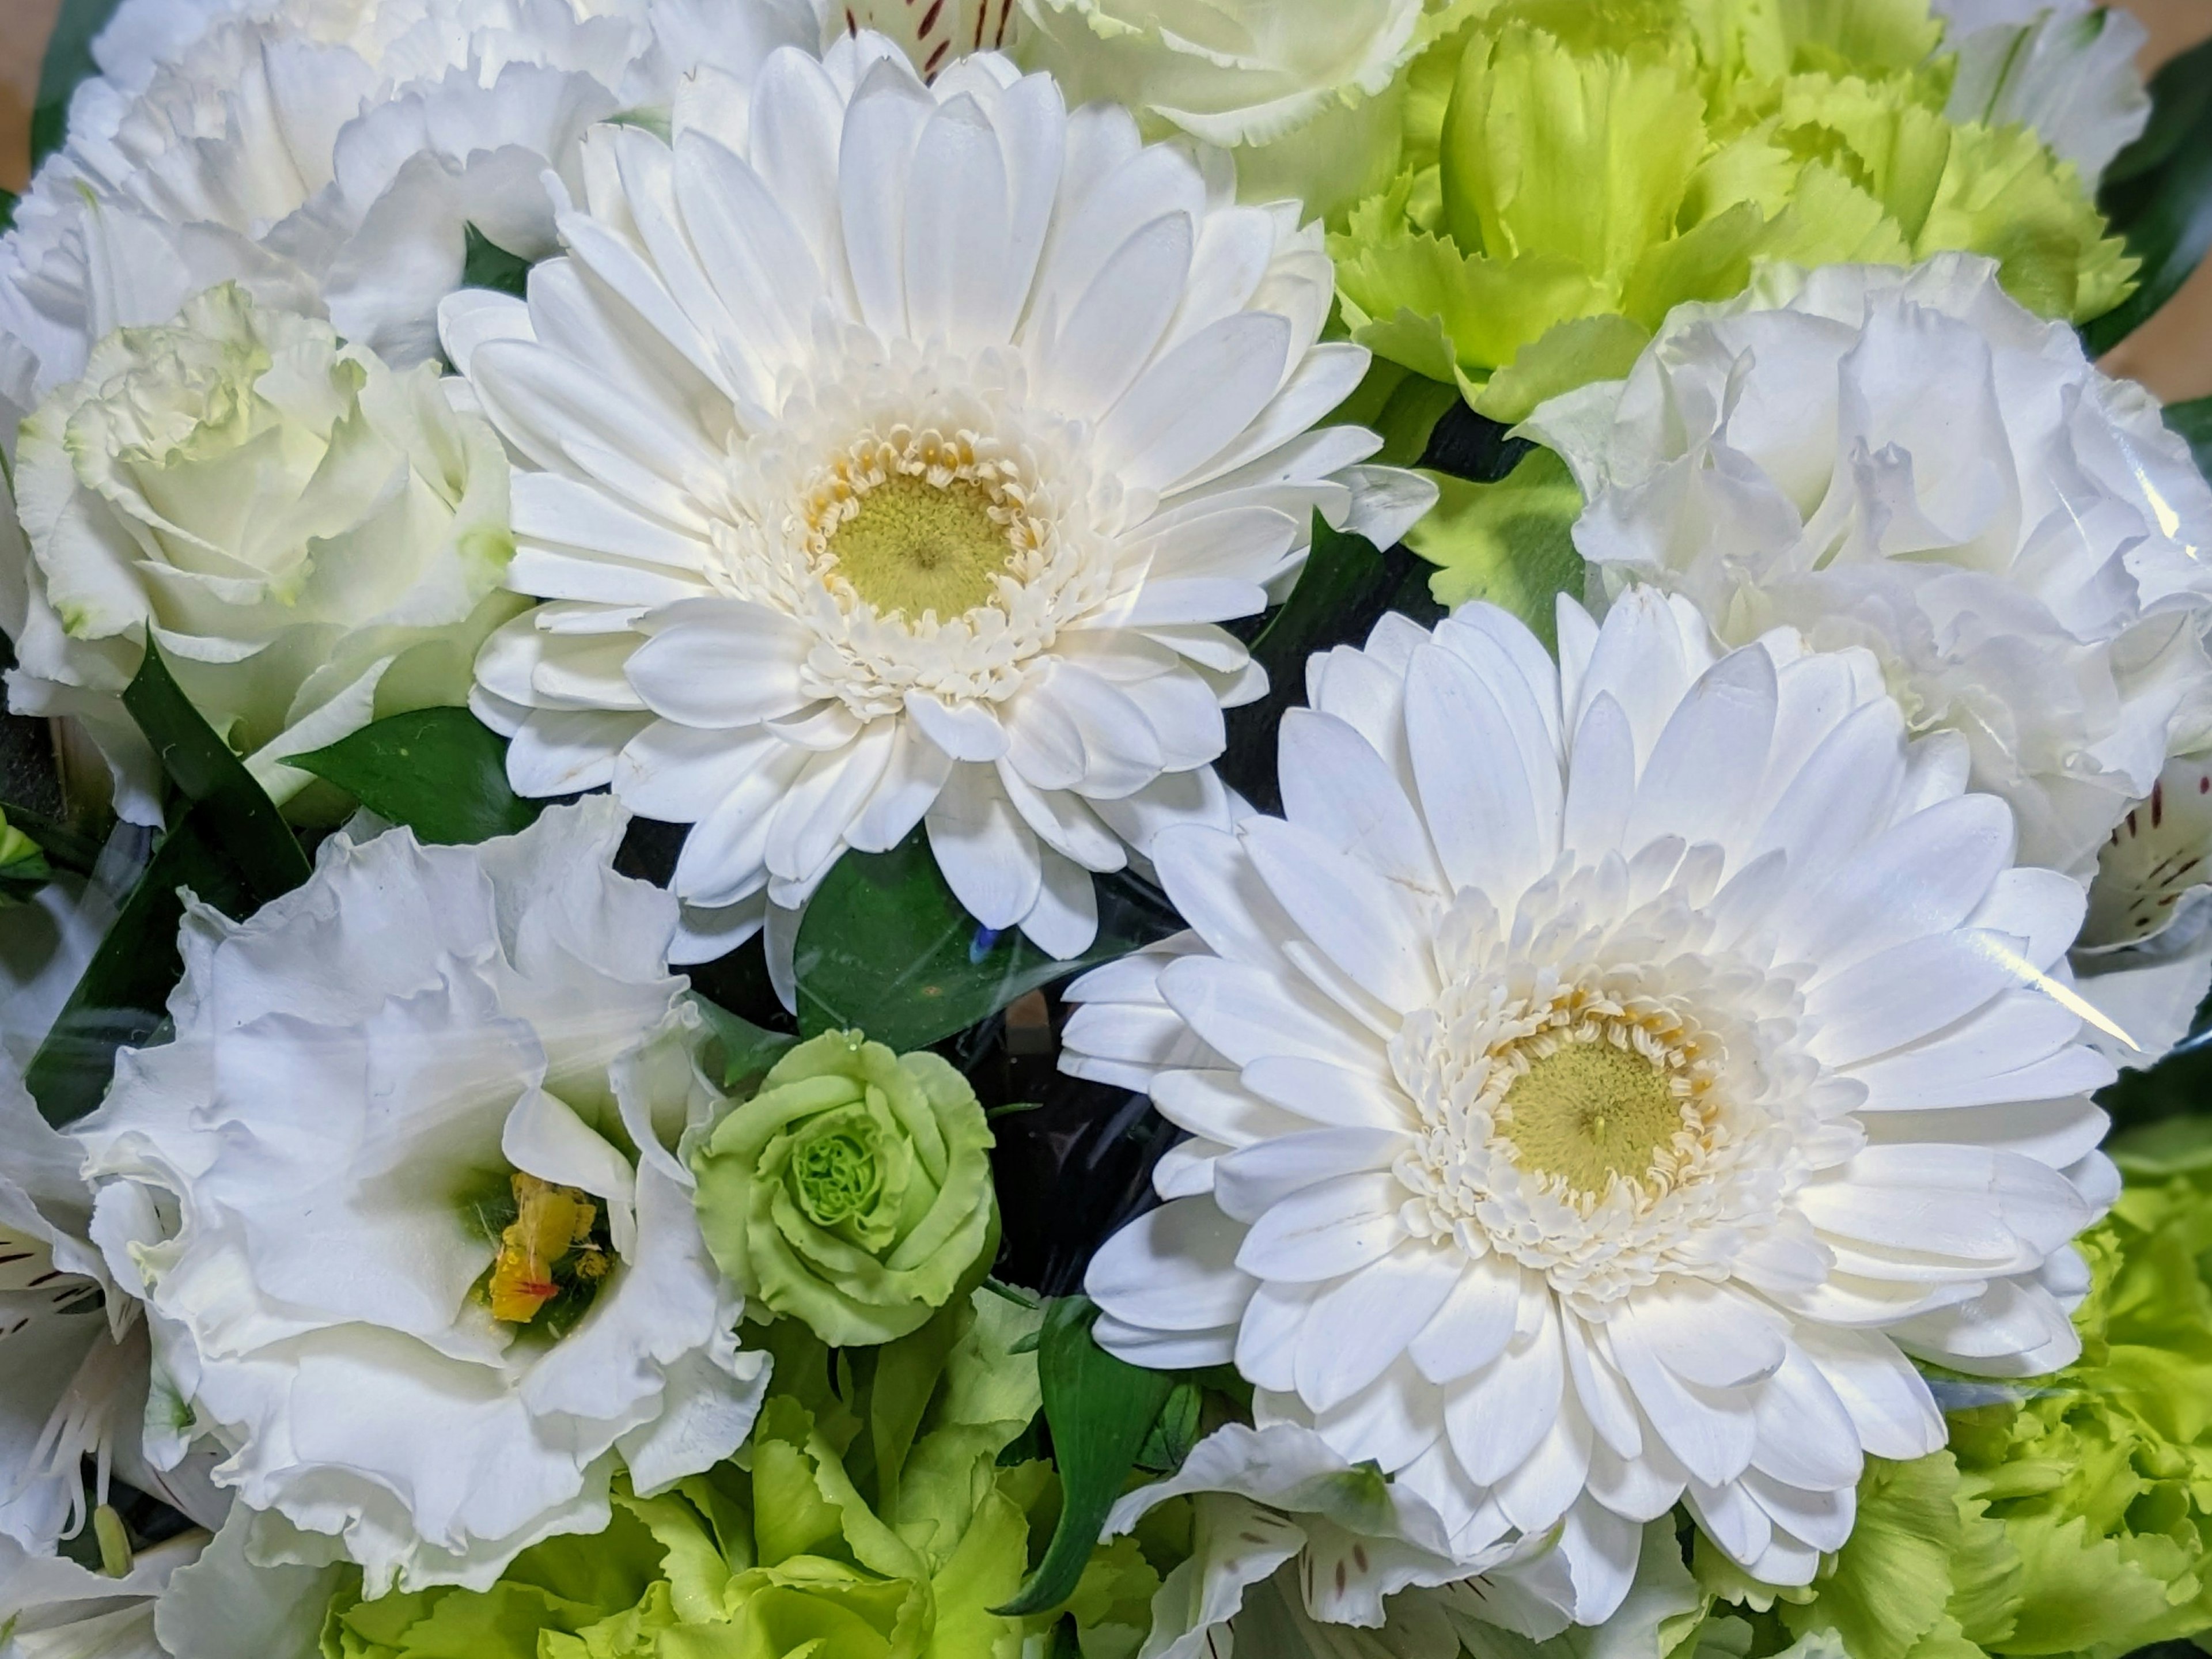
691, 1031, 999, 1349
1331, 0, 2136, 421
1685, 1121, 2212, 1659
319, 1291, 1175, 1659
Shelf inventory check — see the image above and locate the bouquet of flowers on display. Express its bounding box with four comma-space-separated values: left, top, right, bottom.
2, 0, 2211, 1654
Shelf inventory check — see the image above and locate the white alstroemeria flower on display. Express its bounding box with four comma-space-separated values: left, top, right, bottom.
77, 800, 768, 1595
0, 1059, 138, 1559
815, 0, 1020, 77
0, 1530, 200, 1659
1066, 592, 2115, 1617
1934, 0, 2150, 186
446, 33, 1431, 964
8, 284, 516, 828
2070, 752, 2212, 1066
1108, 1422, 1579, 1659
1528, 256, 2212, 885
0, 0, 819, 420
1010, 0, 1446, 221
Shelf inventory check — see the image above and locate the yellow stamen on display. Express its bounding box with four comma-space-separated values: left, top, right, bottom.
486, 1173, 600, 1324
825, 474, 1013, 619
1497, 1039, 1688, 1199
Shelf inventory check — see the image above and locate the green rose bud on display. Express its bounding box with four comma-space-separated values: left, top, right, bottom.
691, 1031, 999, 1348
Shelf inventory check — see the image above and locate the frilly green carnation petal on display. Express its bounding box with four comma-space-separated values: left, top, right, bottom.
1331, 0, 2135, 418
691, 1031, 1000, 1349
1687, 1120, 2212, 1659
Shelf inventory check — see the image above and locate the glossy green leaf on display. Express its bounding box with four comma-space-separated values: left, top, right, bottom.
791, 831, 1176, 1054
2168, 395, 2212, 487
688, 993, 797, 1096
1133, 1378, 1202, 1474
1406, 445, 1586, 647
461, 224, 534, 300
2082, 36, 2212, 354
1217, 513, 1439, 815
32, 0, 124, 166
292, 706, 539, 846
26, 808, 256, 1125
0, 190, 16, 233
122, 639, 311, 904
993, 1296, 1175, 1618
0, 802, 103, 880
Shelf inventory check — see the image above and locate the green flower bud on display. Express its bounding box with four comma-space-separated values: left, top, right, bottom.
691, 1031, 999, 1349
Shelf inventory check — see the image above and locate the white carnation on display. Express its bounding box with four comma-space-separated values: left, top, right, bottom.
0, 0, 818, 418
9, 283, 516, 828
77, 800, 768, 1594
1011, 0, 1441, 220
1529, 255, 2212, 884
1934, 0, 2151, 185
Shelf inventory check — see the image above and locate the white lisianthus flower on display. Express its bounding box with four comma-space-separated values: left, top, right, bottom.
8, 283, 516, 827
1528, 256, 2212, 884
0, 0, 818, 416
76, 800, 769, 1595
1065, 592, 2115, 1616
1011, 0, 1442, 221
1934, 0, 2151, 186
446, 33, 1432, 964
1106, 1422, 1580, 1657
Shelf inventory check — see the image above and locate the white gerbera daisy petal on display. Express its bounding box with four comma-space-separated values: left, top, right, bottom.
451, 32, 1431, 960
1069, 591, 2115, 1620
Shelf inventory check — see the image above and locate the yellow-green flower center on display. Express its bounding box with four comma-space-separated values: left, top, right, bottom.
827, 475, 1013, 620
791, 1126, 881, 1227
1496, 1037, 1687, 1199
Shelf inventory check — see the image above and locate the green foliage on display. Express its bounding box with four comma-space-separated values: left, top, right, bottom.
2081, 36, 2212, 354
32, 0, 124, 167
0, 809, 56, 906
25, 808, 256, 1125
997, 1297, 1177, 1619
2167, 396, 2212, 489
123, 638, 311, 904
690, 995, 800, 1096
461, 225, 536, 300
791, 833, 1174, 1055
292, 706, 540, 846
1334, 0, 2135, 420
1406, 446, 1586, 642
692, 1032, 1001, 1349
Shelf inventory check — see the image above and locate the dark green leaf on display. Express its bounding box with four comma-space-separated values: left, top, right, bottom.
123, 639, 311, 906
993, 1296, 1176, 1618
292, 706, 540, 846
688, 992, 797, 1095
2168, 395, 2212, 487
463, 225, 535, 299
1217, 513, 1440, 816
26, 808, 256, 1125
2082, 36, 2212, 353
792, 831, 1177, 1054
0, 803, 101, 879
1406, 446, 1585, 649
0, 190, 16, 233
32, 0, 125, 166
1133, 1378, 1202, 1474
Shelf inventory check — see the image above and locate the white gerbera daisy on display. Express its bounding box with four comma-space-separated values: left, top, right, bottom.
445, 32, 1431, 963
1066, 591, 2115, 1618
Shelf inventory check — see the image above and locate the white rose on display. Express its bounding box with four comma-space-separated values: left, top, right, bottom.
1934, 0, 2151, 186
8, 282, 517, 827
1528, 254, 2212, 882
77, 800, 768, 1595
1010, 0, 1442, 220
